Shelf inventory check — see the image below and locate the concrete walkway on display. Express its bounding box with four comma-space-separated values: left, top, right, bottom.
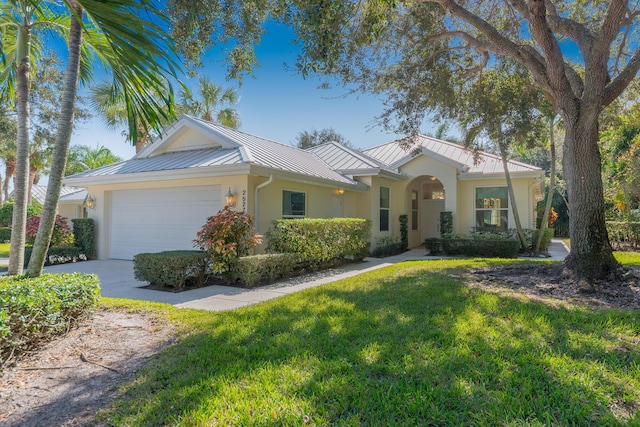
43, 239, 569, 312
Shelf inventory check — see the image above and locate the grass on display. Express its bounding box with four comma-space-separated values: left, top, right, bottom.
97, 258, 640, 426
0, 242, 10, 258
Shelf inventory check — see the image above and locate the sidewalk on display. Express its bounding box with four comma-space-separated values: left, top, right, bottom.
42, 239, 568, 312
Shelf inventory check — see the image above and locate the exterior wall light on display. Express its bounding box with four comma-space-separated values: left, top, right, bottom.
225, 187, 236, 207
337, 189, 346, 195
85, 194, 96, 209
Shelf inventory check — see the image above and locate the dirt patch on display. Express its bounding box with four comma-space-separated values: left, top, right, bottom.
0, 307, 175, 427
460, 263, 640, 310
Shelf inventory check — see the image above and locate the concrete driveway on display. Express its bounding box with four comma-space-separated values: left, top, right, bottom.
43, 240, 569, 312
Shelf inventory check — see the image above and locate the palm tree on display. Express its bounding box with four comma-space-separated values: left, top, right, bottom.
0, 1, 179, 275
89, 81, 153, 153
180, 76, 241, 128
65, 143, 122, 175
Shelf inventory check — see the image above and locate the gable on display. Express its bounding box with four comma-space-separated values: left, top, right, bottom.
137, 115, 240, 158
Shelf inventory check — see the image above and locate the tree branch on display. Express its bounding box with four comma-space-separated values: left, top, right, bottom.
604, 48, 640, 106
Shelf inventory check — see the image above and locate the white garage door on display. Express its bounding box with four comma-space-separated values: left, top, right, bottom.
109, 185, 221, 259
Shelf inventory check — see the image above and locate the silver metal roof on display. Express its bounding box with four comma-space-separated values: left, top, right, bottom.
363, 135, 542, 175
307, 142, 389, 172
28, 185, 87, 204
66, 115, 355, 186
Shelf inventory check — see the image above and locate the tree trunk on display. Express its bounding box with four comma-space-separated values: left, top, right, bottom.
27, 165, 37, 205
498, 139, 527, 251
534, 116, 557, 254
9, 23, 32, 275
562, 111, 619, 280
27, 3, 83, 277
4, 159, 15, 203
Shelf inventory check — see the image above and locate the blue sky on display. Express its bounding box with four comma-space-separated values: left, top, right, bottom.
70, 22, 436, 160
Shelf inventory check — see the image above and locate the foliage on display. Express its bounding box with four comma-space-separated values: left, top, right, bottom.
439, 211, 453, 236
266, 218, 371, 267
370, 236, 404, 258
65, 144, 123, 176
0, 201, 41, 227
72, 218, 95, 259
607, 222, 640, 251
193, 206, 261, 274
424, 237, 443, 255
399, 214, 408, 251
98, 261, 640, 426
23, 246, 87, 267
25, 215, 73, 247
227, 253, 304, 288
439, 234, 521, 258
133, 251, 209, 289
531, 228, 555, 253
294, 127, 352, 149
0, 273, 100, 368
178, 76, 241, 128
0, 227, 11, 243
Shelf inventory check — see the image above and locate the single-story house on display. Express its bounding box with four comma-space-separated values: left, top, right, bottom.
64, 114, 544, 260
26, 185, 88, 224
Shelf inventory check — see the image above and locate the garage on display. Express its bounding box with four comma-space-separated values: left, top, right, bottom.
109, 185, 222, 259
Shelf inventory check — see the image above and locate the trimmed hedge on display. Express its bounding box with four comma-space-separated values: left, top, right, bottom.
532, 228, 555, 252
0, 227, 10, 243
607, 221, 640, 250
227, 253, 304, 287
133, 250, 208, 289
72, 218, 96, 259
265, 218, 371, 267
0, 273, 100, 368
426, 234, 521, 258
23, 246, 86, 267
370, 236, 405, 257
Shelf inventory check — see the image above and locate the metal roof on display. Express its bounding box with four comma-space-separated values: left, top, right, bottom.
306, 141, 398, 174
363, 135, 542, 175
28, 185, 86, 205
66, 115, 356, 186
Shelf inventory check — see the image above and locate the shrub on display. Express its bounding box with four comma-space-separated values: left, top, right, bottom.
370, 236, 404, 257
0, 273, 100, 368
399, 214, 408, 251
424, 237, 443, 255
607, 221, 640, 250
441, 233, 521, 258
23, 246, 86, 267
440, 211, 453, 236
133, 250, 209, 289
0, 227, 10, 242
532, 228, 555, 252
265, 218, 371, 268
25, 215, 74, 247
72, 218, 95, 259
194, 206, 261, 273
0, 200, 41, 227
227, 253, 304, 287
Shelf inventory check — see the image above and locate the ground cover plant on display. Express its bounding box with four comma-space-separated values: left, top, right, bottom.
98, 257, 640, 426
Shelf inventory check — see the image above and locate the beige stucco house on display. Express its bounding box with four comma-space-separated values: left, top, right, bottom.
64, 115, 544, 260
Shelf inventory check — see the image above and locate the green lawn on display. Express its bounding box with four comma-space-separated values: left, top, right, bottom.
98, 257, 640, 426
0, 242, 10, 258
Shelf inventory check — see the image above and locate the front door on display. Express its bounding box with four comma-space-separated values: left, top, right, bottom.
422, 199, 446, 239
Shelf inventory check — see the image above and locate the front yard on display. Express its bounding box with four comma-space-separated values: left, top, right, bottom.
95, 256, 640, 426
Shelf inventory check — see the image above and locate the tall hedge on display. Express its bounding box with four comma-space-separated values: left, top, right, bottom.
606, 221, 640, 250
266, 218, 371, 267
72, 218, 95, 259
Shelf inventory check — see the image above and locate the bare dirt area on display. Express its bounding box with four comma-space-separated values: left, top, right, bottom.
0, 307, 175, 427
462, 263, 640, 310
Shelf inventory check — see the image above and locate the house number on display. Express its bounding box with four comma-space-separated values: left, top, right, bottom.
242, 190, 247, 212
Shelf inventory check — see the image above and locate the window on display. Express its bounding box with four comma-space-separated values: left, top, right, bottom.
380, 186, 390, 231
411, 190, 419, 230
283, 190, 306, 217
475, 187, 509, 230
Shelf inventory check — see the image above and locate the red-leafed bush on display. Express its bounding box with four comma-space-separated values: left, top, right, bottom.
194, 206, 261, 273
25, 215, 74, 247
